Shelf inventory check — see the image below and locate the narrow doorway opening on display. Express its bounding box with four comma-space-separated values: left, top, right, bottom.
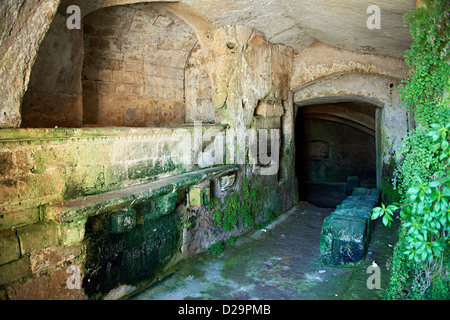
295, 101, 377, 208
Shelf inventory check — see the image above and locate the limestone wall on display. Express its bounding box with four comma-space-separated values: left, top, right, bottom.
82, 4, 197, 127
21, 13, 84, 128
0, 125, 226, 299
0, 0, 61, 128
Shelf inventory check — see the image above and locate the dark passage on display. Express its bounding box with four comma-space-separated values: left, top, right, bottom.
295, 102, 377, 208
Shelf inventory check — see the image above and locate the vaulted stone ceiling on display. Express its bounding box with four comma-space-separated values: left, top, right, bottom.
59, 0, 416, 59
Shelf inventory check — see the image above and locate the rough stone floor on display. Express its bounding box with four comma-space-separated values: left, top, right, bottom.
130, 201, 399, 300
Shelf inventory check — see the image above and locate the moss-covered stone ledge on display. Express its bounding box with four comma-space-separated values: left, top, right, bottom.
0, 125, 228, 231
41, 165, 238, 299
45, 165, 239, 225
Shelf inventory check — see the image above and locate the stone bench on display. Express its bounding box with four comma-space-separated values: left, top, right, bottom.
44, 165, 238, 245
319, 188, 380, 266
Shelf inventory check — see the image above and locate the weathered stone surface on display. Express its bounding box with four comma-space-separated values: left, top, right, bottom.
82, 4, 197, 127
18, 221, 59, 254
181, 0, 414, 59
46, 165, 237, 224
207, 25, 293, 129
0, 0, 415, 301
138, 192, 178, 222
57, 217, 88, 247
254, 100, 285, 118
291, 42, 409, 90
6, 264, 87, 300
320, 188, 380, 266
0, 230, 20, 265
110, 209, 137, 234
320, 214, 369, 266
185, 42, 215, 124
83, 202, 183, 299
29, 244, 83, 275
0, 0, 60, 128
0, 257, 30, 286
188, 180, 211, 207
21, 13, 84, 128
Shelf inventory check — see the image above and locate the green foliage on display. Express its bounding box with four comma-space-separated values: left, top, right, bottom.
381, 177, 401, 205
226, 235, 237, 245
384, 236, 425, 300
207, 178, 259, 232
371, 203, 398, 228
373, 0, 450, 299
206, 179, 280, 257
207, 236, 238, 256
400, 0, 450, 126
208, 241, 224, 256
400, 123, 450, 264
223, 193, 240, 232
373, 123, 450, 261
393, 0, 450, 197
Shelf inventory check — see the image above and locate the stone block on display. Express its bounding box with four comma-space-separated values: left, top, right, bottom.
0, 150, 14, 176
319, 187, 380, 266
0, 257, 30, 286
188, 181, 210, 207
5, 264, 87, 300
110, 209, 136, 234
65, 165, 105, 198
30, 244, 83, 275
320, 215, 369, 266
0, 231, 20, 265
336, 201, 356, 209
57, 217, 88, 247
18, 222, 59, 254
136, 192, 178, 223
0, 205, 40, 231
352, 187, 369, 196
345, 176, 360, 195
31, 146, 66, 173
254, 100, 284, 117
127, 159, 155, 181
0, 178, 19, 206
17, 169, 65, 201
104, 163, 128, 188
332, 208, 371, 221
77, 143, 112, 167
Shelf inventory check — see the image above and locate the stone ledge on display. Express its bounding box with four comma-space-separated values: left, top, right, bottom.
45, 165, 239, 224
0, 125, 228, 144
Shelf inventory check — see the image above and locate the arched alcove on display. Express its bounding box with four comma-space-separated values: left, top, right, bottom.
20, 2, 215, 128
20, 11, 84, 128
82, 3, 199, 127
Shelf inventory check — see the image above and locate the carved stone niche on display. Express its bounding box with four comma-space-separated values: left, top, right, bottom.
219, 173, 236, 191
188, 180, 211, 207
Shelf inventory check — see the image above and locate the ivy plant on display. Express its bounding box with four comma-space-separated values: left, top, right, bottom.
373, 123, 450, 264
372, 0, 450, 299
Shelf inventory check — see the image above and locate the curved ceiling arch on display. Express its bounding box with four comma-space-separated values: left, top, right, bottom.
293, 72, 402, 109
59, 0, 214, 46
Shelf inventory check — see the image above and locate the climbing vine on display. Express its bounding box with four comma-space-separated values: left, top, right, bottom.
372, 0, 450, 299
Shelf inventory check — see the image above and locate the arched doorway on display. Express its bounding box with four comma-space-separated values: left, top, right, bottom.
295, 100, 379, 208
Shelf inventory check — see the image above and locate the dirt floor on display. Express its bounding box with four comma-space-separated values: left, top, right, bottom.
130, 201, 400, 300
